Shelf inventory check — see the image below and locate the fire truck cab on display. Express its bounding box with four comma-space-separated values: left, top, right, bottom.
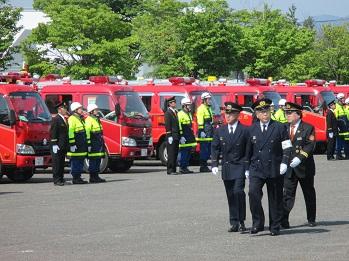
40, 76, 153, 173
328, 81, 349, 99
131, 77, 222, 165
0, 84, 51, 181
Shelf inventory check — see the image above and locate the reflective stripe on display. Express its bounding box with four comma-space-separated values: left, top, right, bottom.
88, 152, 105, 157
179, 142, 197, 148
51, 139, 57, 142
196, 137, 213, 142
300, 150, 308, 158
67, 152, 87, 157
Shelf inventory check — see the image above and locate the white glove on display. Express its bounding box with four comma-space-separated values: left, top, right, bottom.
52, 145, 60, 154
280, 163, 288, 175
168, 136, 173, 144
88, 146, 91, 152
180, 137, 186, 144
200, 132, 206, 138
245, 170, 249, 178
329, 132, 334, 139
70, 145, 77, 152
290, 157, 301, 168
211, 167, 219, 176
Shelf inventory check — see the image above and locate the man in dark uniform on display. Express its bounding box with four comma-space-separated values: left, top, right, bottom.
164, 96, 180, 175
326, 100, 338, 161
211, 102, 249, 232
282, 102, 317, 228
50, 102, 69, 186
246, 98, 292, 236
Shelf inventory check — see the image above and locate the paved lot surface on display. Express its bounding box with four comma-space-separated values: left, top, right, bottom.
1, 155, 349, 261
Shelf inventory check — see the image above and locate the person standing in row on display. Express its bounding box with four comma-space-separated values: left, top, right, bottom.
164, 96, 180, 175
85, 104, 106, 183
246, 98, 292, 236
282, 102, 317, 228
67, 102, 88, 184
50, 102, 69, 186
334, 93, 349, 159
196, 92, 214, 172
211, 102, 249, 233
274, 99, 288, 123
326, 100, 338, 161
177, 98, 197, 174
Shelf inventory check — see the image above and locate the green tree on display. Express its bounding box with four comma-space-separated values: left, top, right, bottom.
235, 5, 314, 79
133, 0, 241, 78
0, 0, 22, 70
24, 0, 139, 78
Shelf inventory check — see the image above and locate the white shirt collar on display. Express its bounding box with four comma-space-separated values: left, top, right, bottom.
58, 113, 66, 122
260, 120, 270, 130
291, 119, 301, 132
228, 121, 238, 133
169, 107, 177, 113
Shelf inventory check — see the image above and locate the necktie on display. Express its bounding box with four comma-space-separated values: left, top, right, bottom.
229, 125, 232, 134
290, 125, 296, 141
262, 124, 267, 133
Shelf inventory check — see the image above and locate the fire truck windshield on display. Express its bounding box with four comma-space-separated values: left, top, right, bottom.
263, 91, 282, 110
114, 91, 149, 119
9, 92, 51, 122
319, 91, 336, 108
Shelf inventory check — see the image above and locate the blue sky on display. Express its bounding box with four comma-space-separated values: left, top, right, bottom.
9, 0, 349, 19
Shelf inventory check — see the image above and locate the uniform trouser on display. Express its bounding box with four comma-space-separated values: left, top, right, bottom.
326, 134, 336, 159
249, 176, 284, 232
283, 172, 316, 223
336, 136, 349, 156
89, 158, 101, 175
51, 150, 66, 183
199, 141, 211, 166
167, 139, 179, 173
223, 179, 246, 226
179, 147, 192, 169
70, 158, 85, 178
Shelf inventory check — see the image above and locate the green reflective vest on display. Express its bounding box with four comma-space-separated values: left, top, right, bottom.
178, 110, 197, 148
196, 103, 213, 142
274, 109, 287, 123
67, 114, 88, 158
85, 115, 106, 158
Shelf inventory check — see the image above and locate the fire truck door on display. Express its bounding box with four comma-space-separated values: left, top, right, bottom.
0, 95, 16, 164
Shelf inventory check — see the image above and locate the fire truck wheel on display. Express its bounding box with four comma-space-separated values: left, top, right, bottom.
0, 173, 3, 180
6, 168, 34, 182
158, 142, 168, 166
109, 160, 133, 172
83, 154, 109, 174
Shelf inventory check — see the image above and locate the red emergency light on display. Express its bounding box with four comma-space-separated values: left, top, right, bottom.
89, 76, 109, 84
41, 74, 62, 81
328, 80, 336, 86
169, 77, 195, 85
305, 79, 326, 87
246, 78, 270, 86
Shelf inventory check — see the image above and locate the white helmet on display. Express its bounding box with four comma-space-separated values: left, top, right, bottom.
278, 99, 286, 106
345, 97, 349, 104
181, 97, 191, 105
201, 92, 212, 100
337, 93, 345, 99
70, 102, 83, 112
87, 103, 98, 113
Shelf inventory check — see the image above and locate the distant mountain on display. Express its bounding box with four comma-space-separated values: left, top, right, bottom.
312, 15, 349, 30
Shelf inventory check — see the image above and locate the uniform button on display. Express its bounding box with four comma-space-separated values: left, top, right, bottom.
258, 160, 260, 162
259, 150, 261, 153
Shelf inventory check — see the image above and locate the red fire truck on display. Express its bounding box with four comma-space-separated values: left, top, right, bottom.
328, 81, 349, 98
40, 76, 153, 172
0, 84, 52, 181
131, 77, 222, 164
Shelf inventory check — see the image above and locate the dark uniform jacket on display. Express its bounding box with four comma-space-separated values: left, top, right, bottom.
246, 120, 291, 178
165, 108, 180, 140
211, 122, 249, 180
326, 109, 338, 136
50, 114, 68, 152
285, 121, 316, 178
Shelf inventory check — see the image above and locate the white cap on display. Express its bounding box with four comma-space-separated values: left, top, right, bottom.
337, 93, 345, 99
70, 102, 83, 112
201, 92, 212, 99
181, 97, 191, 105
345, 97, 349, 104
87, 103, 98, 113
278, 99, 286, 106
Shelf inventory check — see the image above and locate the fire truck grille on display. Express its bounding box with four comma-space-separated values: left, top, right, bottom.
33, 145, 51, 156
131, 136, 150, 147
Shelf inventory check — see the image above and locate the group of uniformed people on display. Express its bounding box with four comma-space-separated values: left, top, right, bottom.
50, 102, 106, 186
164, 92, 214, 175
212, 99, 317, 236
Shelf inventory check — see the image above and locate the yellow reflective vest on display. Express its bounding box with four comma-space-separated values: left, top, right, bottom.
67, 114, 88, 158
196, 104, 213, 142
178, 110, 197, 148
274, 109, 287, 123
85, 115, 106, 158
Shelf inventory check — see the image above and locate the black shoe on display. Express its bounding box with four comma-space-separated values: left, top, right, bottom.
90, 177, 106, 183
239, 222, 246, 232
199, 166, 211, 172
336, 155, 345, 160
228, 225, 239, 232
327, 157, 336, 161
281, 221, 290, 229
250, 227, 264, 234
54, 181, 65, 186
270, 230, 280, 236
180, 169, 191, 174
308, 221, 316, 227
72, 178, 88, 184
168, 172, 180, 175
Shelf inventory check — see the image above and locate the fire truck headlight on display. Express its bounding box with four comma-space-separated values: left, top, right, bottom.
148, 137, 153, 146
121, 137, 137, 147
16, 144, 35, 155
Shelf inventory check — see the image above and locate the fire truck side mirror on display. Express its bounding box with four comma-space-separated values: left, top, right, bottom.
115, 104, 121, 117
9, 110, 16, 126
